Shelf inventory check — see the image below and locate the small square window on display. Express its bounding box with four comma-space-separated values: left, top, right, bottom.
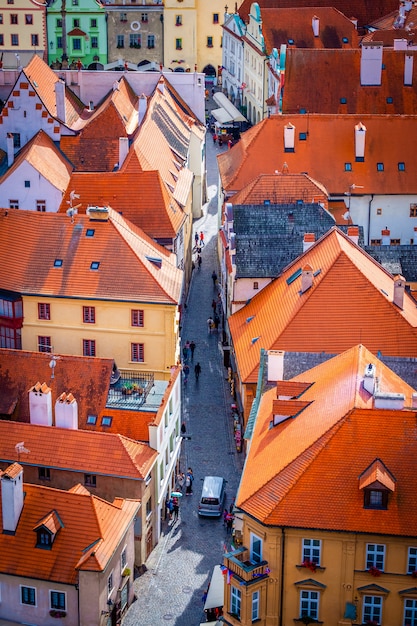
11, 14, 18, 24
176, 38, 182, 50
54, 259, 63, 267
87, 414, 97, 425
345, 163, 352, 171
207, 36, 213, 47
50, 591, 66, 611
299, 108, 306, 114
38, 303, 50, 320
370, 239, 382, 246
213, 13, 219, 23
377, 163, 384, 172
84, 474, 97, 487
9, 199, 19, 209
299, 132, 307, 140
175, 15, 182, 25
253, 281, 259, 289
38, 467, 51, 480
38, 336, 52, 353
131, 309, 144, 327
101, 416, 112, 426
410, 204, 417, 217
83, 306, 95, 324
377, 208, 382, 215
386, 96, 393, 104
83, 339, 96, 357
90, 18, 97, 28
24, 180, 30, 187
0, 15, 3, 24
398, 162, 405, 171
340, 97, 347, 104
21, 586, 36, 606
90, 261, 100, 270
86, 229, 95, 237
342, 37, 348, 43
73, 18, 80, 27
131, 343, 144, 362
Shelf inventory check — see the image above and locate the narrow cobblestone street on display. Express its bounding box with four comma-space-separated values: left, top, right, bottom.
123, 92, 245, 626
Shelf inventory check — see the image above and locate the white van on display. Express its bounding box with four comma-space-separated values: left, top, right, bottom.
198, 476, 226, 517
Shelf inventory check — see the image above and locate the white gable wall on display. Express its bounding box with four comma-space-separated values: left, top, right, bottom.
0, 162, 63, 212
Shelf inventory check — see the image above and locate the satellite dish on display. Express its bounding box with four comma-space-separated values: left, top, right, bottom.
69, 190, 80, 200
342, 211, 351, 221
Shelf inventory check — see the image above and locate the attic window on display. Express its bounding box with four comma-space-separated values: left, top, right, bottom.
101, 415, 112, 427
340, 97, 347, 104
345, 162, 352, 171
90, 261, 100, 270
24, 180, 30, 188
386, 97, 393, 104
377, 163, 384, 172
398, 162, 405, 171
86, 229, 95, 237
342, 37, 348, 43
299, 108, 306, 114
364, 489, 388, 509
36, 529, 52, 549
54, 259, 63, 267
288, 38, 294, 44
86, 414, 97, 425
299, 132, 307, 140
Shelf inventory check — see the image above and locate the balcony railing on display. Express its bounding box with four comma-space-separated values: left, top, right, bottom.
223, 547, 270, 584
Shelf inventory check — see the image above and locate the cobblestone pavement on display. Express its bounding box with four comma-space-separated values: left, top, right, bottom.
123, 91, 244, 626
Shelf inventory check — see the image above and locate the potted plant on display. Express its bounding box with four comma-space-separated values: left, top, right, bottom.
368, 565, 382, 577
301, 559, 317, 573
122, 382, 134, 395
122, 566, 131, 577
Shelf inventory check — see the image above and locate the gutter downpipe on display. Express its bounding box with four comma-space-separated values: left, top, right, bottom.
279, 526, 286, 626
367, 194, 374, 245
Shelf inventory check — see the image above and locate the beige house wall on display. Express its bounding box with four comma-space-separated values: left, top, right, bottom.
106, 6, 163, 65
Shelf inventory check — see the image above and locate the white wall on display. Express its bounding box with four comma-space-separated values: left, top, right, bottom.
349, 194, 417, 245
0, 161, 64, 212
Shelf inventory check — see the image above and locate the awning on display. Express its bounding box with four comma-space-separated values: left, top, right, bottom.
212, 92, 247, 123
204, 565, 224, 611
211, 107, 234, 125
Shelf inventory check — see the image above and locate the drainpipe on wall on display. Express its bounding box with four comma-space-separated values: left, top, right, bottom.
367, 194, 374, 245
279, 527, 286, 626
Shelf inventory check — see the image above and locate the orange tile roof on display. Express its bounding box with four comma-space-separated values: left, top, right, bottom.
282, 48, 417, 114
238, 0, 399, 28
0, 470, 140, 582
229, 227, 417, 383
230, 173, 328, 209
217, 114, 417, 195
0, 207, 182, 304
261, 7, 359, 51
237, 344, 417, 535
23, 54, 84, 128
0, 421, 157, 479
1, 130, 73, 189
359, 459, 396, 491
58, 169, 185, 239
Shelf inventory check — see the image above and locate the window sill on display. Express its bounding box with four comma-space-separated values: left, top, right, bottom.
296, 564, 325, 573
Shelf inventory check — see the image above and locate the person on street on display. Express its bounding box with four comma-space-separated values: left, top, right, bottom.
195, 231, 199, 246
183, 363, 190, 384
190, 340, 196, 359
211, 271, 217, 286
172, 497, 180, 521
197, 254, 202, 270
200, 231, 205, 247
194, 362, 202, 381
207, 317, 214, 333
176, 472, 185, 492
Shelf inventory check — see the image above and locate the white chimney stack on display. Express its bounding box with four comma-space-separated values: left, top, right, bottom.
55, 392, 78, 429
6, 133, 14, 167
138, 94, 147, 127
29, 382, 53, 426
360, 42, 383, 86
354, 122, 366, 160
393, 275, 405, 310
312, 16, 319, 37
303, 233, 315, 252
347, 226, 359, 245
404, 53, 414, 86
301, 264, 313, 293
283, 122, 295, 151
363, 363, 376, 395
1, 463, 24, 534
267, 350, 285, 382
54, 79, 66, 123
118, 137, 129, 169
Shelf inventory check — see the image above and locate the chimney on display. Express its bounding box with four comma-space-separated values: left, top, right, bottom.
381, 228, 390, 245
138, 94, 147, 126
54, 79, 66, 124
283, 122, 295, 151
87, 206, 109, 221
374, 391, 405, 410
267, 350, 285, 382
301, 264, 313, 293
312, 15, 319, 37
394, 38, 408, 50
225, 202, 233, 227
404, 53, 414, 86
303, 233, 315, 252
393, 274, 405, 310
6, 133, 14, 167
363, 363, 376, 394
55, 392, 78, 429
118, 137, 129, 169
347, 226, 359, 245
1, 463, 24, 534
354, 122, 366, 160
29, 382, 53, 426
360, 42, 383, 86
412, 392, 417, 409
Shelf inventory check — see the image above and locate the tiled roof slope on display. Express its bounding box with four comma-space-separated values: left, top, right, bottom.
0, 473, 139, 582
24, 54, 85, 127
58, 169, 184, 239
261, 7, 359, 50
367, 5, 417, 34
365, 245, 417, 283
0, 421, 157, 479
229, 228, 417, 383
230, 202, 336, 278
237, 344, 417, 535
217, 114, 417, 194
282, 48, 417, 114
0, 208, 182, 304
230, 173, 328, 207
0, 130, 73, 189
0, 349, 113, 424
238, 0, 399, 28
60, 77, 139, 171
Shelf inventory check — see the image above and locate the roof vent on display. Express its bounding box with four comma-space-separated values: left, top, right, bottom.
363, 363, 376, 395
86, 206, 109, 221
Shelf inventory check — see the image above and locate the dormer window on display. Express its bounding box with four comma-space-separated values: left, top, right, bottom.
34, 511, 63, 548
364, 489, 388, 509
37, 529, 52, 548
359, 459, 395, 510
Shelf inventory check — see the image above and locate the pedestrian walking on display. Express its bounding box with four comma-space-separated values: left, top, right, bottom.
176, 472, 185, 492
181, 421, 187, 434
167, 497, 174, 521
190, 340, 196, 359
172, 497, 180, 520
185, 468, 194, 495
194, 231, 199, 246
207, 316, 214, 333
228, 139, 233, 150
211, 87, 215, 97
197, 254, 202, 270
200, 231, 205, 247
213, 133, 218, 144
183, 363, 190, 384
194, 362, 201, 381
226, 511, 234, 534
212, 298, 217, 314
211, 270, 217, 286
214, 314, 220, 331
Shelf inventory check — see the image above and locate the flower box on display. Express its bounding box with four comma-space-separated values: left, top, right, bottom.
49, 610, 67, 618
368, 565, 382, 577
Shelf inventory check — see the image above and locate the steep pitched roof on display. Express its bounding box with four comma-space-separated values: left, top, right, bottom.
229, 228, 417, 383
238, 0, 399, 29
0, 130, 73, 190
237, 344, 417, 535
0, 421, 157, 479
0, 474, 139, 582
230, 173, 328, 207
23, 54, 84, 127
58, 169, 185, 240
261, 7, 359, 51
217, 114, 417, 194
0, 207, 182, 304
282, 48, 417, 114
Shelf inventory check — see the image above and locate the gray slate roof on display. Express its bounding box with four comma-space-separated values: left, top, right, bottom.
364, 245, 417, 283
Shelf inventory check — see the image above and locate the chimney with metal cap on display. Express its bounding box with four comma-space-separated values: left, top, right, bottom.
347, 226, 359, 245
303, 233, 315, 252
1, 463, 24, 534
312, 15, 319, 37
393, 274, 405, 310
29, 382, 53, 426
301, 264, 313, 293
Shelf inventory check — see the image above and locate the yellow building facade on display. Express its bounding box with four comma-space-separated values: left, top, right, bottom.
0, 0, 47, 69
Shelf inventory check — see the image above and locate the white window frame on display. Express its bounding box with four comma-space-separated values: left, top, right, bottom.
231, 585, 241, 618
250, 533, 262, 564
362, 594, 382, 624
404, 598, 417, 625
366, 543, 385, 571
121, 546, 127, 571
50, 590, 66, 611
20, 585, 36, 606
251, 589, 259, 621
408, 547, 417, 574
302, 538, 321, 565
107, 571, 114, 598
299, 590, 319, 620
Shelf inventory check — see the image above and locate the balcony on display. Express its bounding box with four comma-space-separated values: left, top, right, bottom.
107, 369, 154, 409
223, 547, 269, 584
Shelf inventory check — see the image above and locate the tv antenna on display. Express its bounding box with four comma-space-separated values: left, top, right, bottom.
66, 190, 82, 223
48, 350, 61, 380
15, 441, 30, 463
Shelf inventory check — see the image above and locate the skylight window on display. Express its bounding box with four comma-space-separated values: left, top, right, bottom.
101, 416, 112, 426
299, 132, 307, 140
398, 162, 405, 171
386, 97, 393, 104
86, 229, 95, 237
54, 259, 63, 267
90, 261, 100, 270
377, 163, 384, 172
340, 97, 347, 104
345, 163, 352, 171
286, 267, 302, 285
87, 414, 97, 424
